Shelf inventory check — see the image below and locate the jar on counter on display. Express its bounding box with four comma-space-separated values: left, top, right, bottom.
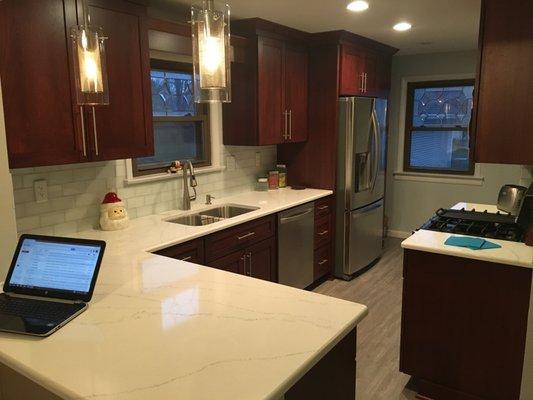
268, 171, 279, 190
256, 177, 269, 192
277, 164, 287, 188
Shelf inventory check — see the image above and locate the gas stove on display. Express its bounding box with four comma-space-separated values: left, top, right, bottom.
420, 207, 525, 243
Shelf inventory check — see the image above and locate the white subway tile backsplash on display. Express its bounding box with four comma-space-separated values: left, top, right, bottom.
40, 212, 66, 227
10, 146, 277, 236
17, 216, 40, 231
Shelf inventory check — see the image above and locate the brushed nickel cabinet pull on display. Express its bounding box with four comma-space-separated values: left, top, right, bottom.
80, 106, 87, 157
360, 73, 365, 92
237, 232, 255, 241
181, 256, 192, 262
289, 110, 292, 140
318, 205, 329, 211
318, 259, 328, 266
318, 230, 329, 236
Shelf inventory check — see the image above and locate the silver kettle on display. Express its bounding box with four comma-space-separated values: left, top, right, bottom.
497, 184, 527, 215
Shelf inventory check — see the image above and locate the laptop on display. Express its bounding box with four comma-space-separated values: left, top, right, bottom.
0, 234, 106, 337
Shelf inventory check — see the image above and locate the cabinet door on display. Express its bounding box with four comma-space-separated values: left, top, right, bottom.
474, 0, 533, 165
257, 37, 285, 145
246, 237, 276, 282
284, 45, 308, 142
364, 53, 391, 98
154, 239, 205, 265
0, 0, 85, 168
208, 249, 246, 275
83, 0, 154, 161
339, 44, 366, 96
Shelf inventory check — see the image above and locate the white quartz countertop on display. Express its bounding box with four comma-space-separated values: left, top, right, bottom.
402, 202, 533, 268
0, 188, 369, 400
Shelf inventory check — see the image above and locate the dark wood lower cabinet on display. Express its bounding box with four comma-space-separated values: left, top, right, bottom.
285, 328, 356, 400
207, 248, 245, 275
400, 250, 532, 400
246, 236, 276, 281
154, 238, 204, 264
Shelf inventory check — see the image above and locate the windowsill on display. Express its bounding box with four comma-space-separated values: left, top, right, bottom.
124, 165, 226, 185
393, 170, 485, 186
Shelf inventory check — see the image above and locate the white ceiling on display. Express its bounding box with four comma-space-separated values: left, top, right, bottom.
149, 0, 481, 55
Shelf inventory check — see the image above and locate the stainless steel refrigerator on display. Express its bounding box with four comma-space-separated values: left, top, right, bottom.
335, 97, 387, 280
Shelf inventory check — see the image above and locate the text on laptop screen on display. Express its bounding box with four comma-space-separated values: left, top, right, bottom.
9, 238, 102, 294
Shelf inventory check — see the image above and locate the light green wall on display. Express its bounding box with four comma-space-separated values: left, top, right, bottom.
385, 50, 532, 235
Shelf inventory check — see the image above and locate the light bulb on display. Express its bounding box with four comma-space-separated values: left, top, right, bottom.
201, 36, 223, 74
393, 22, 412, 31
347, 1, 369, 12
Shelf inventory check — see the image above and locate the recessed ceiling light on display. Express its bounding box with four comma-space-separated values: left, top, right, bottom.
347, 1, 369, 12
393, 22, 412, 31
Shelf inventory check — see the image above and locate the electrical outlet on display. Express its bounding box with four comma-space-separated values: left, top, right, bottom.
255, 152, 261, 167
34, 179, 48, 203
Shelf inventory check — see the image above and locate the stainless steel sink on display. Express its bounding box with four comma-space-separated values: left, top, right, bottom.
166, 204, 259, 226
200, 204, 259, 219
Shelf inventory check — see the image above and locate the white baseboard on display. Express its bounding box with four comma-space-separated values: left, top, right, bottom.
387, 230, 411, 239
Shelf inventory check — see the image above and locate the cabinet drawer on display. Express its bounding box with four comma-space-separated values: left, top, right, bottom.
315, 214, 332, 249
314, 245, 331, 281
315, 197, 333, 218
154, 238, 205, 264
205, 215, 276, 262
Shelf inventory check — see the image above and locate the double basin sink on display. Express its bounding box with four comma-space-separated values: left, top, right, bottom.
166, 204, 259, 226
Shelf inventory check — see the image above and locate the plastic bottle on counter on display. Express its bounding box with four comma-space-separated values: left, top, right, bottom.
277, 164, 287, 188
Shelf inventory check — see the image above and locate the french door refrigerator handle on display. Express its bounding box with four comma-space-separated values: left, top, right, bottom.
370, 108, 380, 192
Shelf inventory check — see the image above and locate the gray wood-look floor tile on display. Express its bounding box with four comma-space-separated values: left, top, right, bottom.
314, 238, 418, 400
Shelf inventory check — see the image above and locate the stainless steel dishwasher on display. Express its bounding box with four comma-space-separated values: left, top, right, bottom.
278, 203, 315, 289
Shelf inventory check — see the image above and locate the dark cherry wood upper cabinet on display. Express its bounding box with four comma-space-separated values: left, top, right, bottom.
257, 36, 285, 145
82, 0, 154, 161
339, 42, 394, 98
0, 0, 85, 168
223, 18, 309, 146
0, 0, 153, 169
284, 45, 309, 142
473, 0, 533, 165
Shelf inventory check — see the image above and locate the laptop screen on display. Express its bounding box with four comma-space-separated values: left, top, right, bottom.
4, 235, 106, 302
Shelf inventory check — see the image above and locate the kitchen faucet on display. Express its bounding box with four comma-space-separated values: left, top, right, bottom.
168, 160, 197, 210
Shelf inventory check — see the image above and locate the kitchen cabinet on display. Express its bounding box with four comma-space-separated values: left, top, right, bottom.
0, 0, 82, 168
473, 0, 533, 165
313, 196, 334, 281
223, 18, 308, 146
278, 31, 396, 191
155, 215, 277, 282
0, 0, 153, 169
400, 249, 532, 400
339, 43, 391, 98
154, 238, 204, 264
81, 0, 154, 162
209, 237, 276, 281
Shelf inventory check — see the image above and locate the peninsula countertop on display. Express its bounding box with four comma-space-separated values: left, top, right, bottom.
0, 188, 368, 400
401, 202, 533, 268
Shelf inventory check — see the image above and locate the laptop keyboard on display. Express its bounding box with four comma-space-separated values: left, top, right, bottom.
0, 295, 84, 322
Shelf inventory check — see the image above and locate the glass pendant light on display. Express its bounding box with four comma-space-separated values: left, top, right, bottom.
191, 0, 231, 103
70, 0, 109, 106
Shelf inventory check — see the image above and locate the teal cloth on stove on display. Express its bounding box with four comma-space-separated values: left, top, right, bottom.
444, 236, 502, 250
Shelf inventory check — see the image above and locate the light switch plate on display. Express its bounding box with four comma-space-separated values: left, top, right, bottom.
34, 179, 48, 203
